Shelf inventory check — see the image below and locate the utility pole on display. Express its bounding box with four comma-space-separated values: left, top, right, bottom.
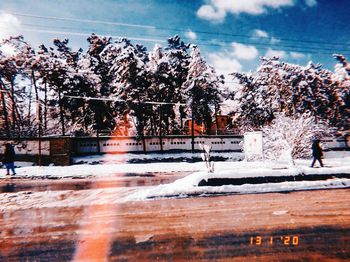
37, 102, 42, 166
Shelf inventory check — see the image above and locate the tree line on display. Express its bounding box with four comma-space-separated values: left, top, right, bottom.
232, 56, 350, 132
0, 34, 349, 139
0, 34, 225, 138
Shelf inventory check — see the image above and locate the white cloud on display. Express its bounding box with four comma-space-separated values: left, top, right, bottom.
197, 0, 294, 22
0, 13, 21, 40
265, 48, 288, 59
270, 37, 280, 44
253, 29, 269, 38
290, 52, 305, 59
207, 42, 260, 77
185, 30, 197, 40
197, 5, 226, 22
253, 30, 281, 46
208, 52, 243, 77
305, 0, 317, 7
232, 42, 259, 60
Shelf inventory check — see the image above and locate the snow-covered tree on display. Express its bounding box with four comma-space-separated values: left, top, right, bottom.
148, 44, 175, 136
0, 39, 17, 136
232, 71, 274, 129
293, 62, 337, 123
16, 40, 51, 137
4, 33, 348, 139
262, 113, 329, 165
80, 34, 116, 133
332, 54, 350, 131
108, 38, 150, 141
164, 35, 191, 131
184, 46, 224, 136
42, 39, 72, 135
232, 57, 341, 130
0, 36, 27, 136
147, 40, 191, 136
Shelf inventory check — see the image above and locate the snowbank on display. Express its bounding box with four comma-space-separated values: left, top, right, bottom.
125, 178, 350, 201
72, 151, 244, 164
123, 152, 350, 200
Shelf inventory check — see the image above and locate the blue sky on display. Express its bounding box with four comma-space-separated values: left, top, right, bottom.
1, 0, 349, 77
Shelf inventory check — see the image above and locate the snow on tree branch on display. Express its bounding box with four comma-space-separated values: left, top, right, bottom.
262, 113, 330, 165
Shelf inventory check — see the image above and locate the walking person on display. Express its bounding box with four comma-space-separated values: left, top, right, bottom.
311, 139, 324, 168
2, 143, 16, 175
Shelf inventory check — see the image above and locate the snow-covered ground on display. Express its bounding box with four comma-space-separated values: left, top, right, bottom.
124, 151, 350, 200
0, 151, 349, 212
0, 150, 347, 179
1, 152, 245, 179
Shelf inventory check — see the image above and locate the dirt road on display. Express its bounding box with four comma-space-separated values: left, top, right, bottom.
0, 183, 349, 261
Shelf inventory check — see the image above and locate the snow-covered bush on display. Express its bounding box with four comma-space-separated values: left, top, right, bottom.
262, 113, 329, 165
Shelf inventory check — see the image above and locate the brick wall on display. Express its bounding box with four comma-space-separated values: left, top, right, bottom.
49, 137, 72, 166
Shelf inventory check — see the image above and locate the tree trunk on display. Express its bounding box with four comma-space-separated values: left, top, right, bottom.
215, 105, 219, 135
58, 87, 65, 136
7, 81, 22, 135
32, 70, 42, 165
141, 135, 147, 153
32, 70, 42, 136
10, 80, 16, 132
44, 81, 48, 132
180, 105, 184, 130
0, 91, 10, 136
82, 102, 88, 132
27, 81, 33, 127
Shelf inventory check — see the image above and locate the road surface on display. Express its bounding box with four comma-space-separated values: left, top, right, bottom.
0, 174, 349, 261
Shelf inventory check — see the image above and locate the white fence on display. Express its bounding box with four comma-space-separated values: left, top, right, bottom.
0, 140, 50, 156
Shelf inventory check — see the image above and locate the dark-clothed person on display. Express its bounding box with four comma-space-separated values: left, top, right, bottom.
2, 143, 16, 175
311, 139, 324, 168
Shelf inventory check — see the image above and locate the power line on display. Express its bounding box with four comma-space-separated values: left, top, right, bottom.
64, 95, 186, 105
20, 28, 165, 44
5, 10, 350, 49
161, 27, 350, 49
4, 11, 156, 30
18, 22, 350, 54
2, 11, 350, 56
3, 25, 349, 56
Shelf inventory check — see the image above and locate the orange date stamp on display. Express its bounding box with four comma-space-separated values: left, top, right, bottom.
250, 235, 299, 246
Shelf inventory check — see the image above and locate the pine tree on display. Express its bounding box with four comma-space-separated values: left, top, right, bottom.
164, 35, 191, 131
43, 38, 74, 136
184, 45, 224, 148
82, 34, 115, 133
108, 38, 150, 145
